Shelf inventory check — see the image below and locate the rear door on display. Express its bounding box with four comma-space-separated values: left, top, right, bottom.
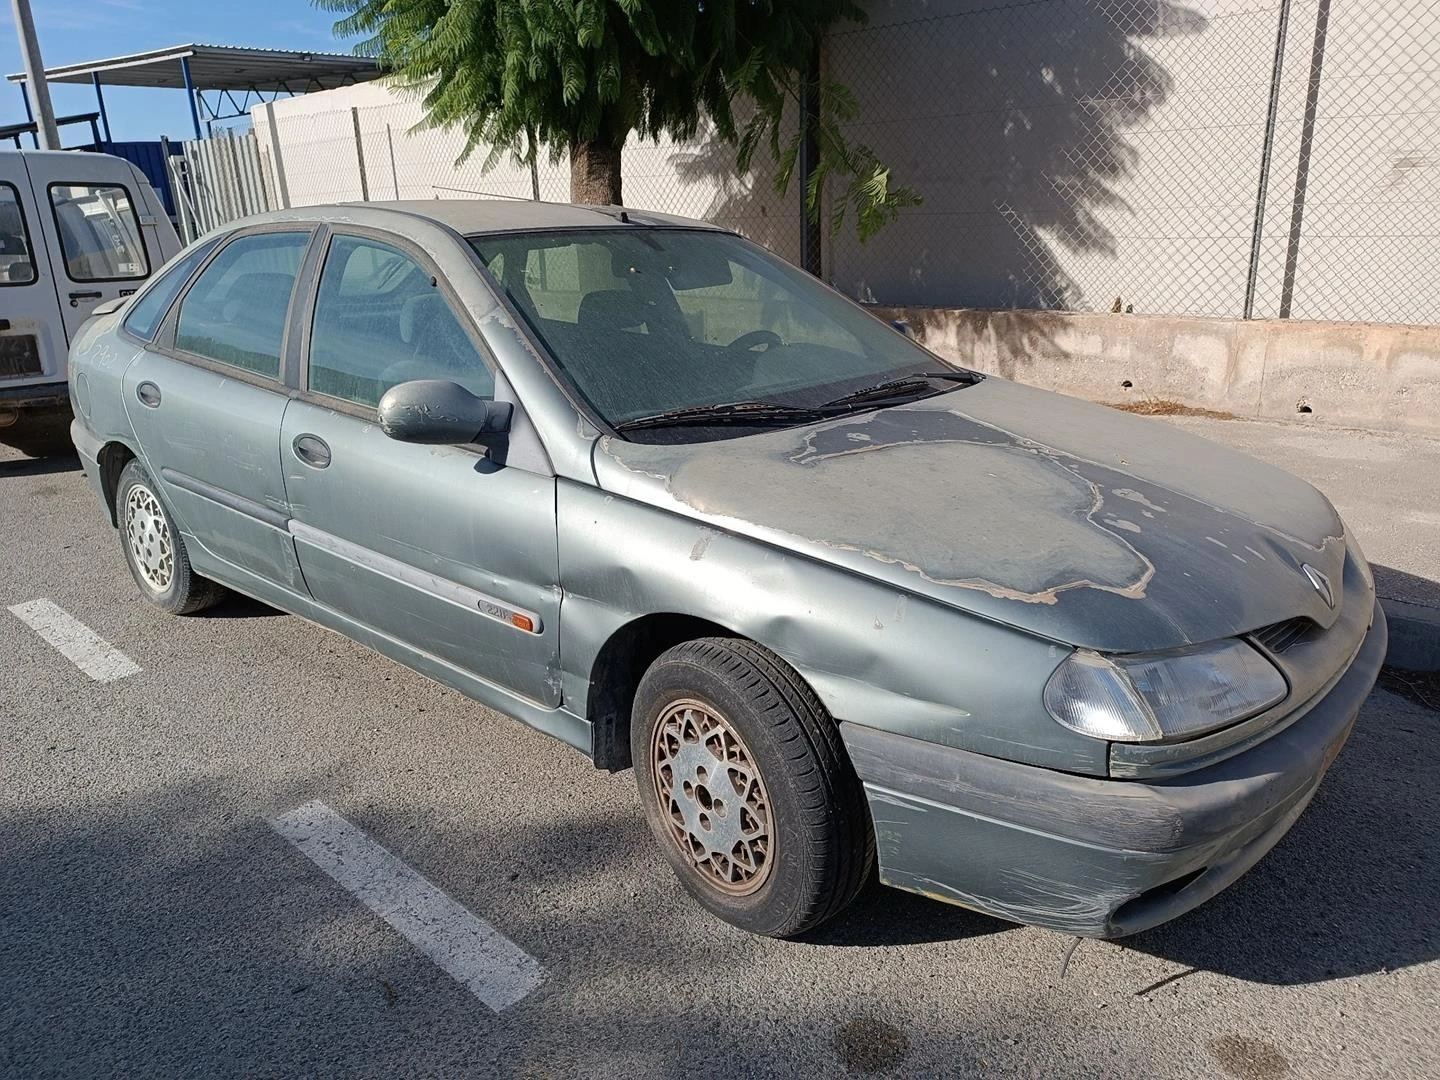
123, 226, 318, 596
0, 155, 61, 391
27, 155, 164, 343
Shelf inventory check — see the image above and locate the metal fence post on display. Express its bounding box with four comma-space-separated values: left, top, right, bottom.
1243, 0, 1292, 320
261, 101, 291, 209
798, 41, 822, 277
1279, 0, 1333, 320
351, 107, 370, 202
386, 123, 401, 199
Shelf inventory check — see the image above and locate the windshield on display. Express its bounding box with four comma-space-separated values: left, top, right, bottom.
467, 228, 977, 440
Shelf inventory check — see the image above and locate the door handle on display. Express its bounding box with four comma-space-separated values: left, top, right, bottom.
292, 433, 331, 469
68, 290, 103, 307
135, 381, 161, 408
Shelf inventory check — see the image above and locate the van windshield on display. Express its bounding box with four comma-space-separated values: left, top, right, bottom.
467, 229, 977, 440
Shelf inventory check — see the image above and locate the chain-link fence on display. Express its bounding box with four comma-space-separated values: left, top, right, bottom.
826, 0, 1440, 324
173, 0, 1440, 326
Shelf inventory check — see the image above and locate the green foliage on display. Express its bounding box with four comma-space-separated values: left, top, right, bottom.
317, 0, 921, 241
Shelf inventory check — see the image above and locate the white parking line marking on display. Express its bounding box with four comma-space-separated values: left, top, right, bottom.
270, 800, 545, 1013
6, 599, 141, 682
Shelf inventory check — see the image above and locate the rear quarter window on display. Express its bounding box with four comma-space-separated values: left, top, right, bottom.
122, 240, 218, 342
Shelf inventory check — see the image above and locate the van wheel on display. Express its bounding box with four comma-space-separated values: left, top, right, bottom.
631, 637, 874, 937
115, 460, 226, 615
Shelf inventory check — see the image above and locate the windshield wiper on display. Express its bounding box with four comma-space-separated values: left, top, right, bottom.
612, 371, 982, 434
817, 370, 982, 412
613, 400, 829, 433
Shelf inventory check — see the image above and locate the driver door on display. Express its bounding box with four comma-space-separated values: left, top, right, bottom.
280, 230, 562, 706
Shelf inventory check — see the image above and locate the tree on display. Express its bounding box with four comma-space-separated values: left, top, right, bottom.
318, 0, 918, 240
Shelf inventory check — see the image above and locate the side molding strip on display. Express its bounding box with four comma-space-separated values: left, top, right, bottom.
160, 467, 291, 530
288, 519, 544, 634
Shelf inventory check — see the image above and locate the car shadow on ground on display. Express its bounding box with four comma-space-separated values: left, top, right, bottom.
194, 592, 287, 619
0, 450, 80, 477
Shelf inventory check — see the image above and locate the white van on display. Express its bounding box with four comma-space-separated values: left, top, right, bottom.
0, 150, 180, 457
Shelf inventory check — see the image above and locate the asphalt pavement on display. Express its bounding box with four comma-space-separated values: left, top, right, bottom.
2, 421, 1437, 1079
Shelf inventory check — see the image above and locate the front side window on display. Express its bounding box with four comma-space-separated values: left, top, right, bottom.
308, 234, 494, 408
0, 183, 35, 285
122, 240, 217, 342
49, 183, 149, 281
469, 229, 974, 438
175, 231, 309, 378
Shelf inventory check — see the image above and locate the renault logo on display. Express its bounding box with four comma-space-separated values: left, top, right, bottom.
1302, 564, 1336, 609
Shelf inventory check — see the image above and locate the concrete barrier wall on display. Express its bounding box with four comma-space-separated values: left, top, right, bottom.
875, 307, 1440, 436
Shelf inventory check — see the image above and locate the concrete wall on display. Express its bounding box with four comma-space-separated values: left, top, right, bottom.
880, 305, 1440, 434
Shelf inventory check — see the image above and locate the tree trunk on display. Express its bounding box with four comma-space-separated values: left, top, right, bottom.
570, 137, 623, 205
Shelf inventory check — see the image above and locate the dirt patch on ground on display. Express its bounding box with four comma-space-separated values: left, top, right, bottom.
1378, 666, 1440, 712
1210, 1034, 1291, 1079
1109, 398, 1239, 420
836, 1017, 909, 1074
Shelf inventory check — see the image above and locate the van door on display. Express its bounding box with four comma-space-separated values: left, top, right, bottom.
0, 155, 60, 392
25, 154, 177, 344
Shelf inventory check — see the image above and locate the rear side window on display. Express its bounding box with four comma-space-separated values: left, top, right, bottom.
49, 183, 149, 282
122, 241, 217, 342
307, 235, 494, 407
0, 183, 35, 285
175, 231, 309, 378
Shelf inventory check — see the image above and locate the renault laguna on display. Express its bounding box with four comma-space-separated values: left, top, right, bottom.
68, 202, 1385, 939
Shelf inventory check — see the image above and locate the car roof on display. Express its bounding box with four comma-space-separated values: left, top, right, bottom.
232, 200, 727, 237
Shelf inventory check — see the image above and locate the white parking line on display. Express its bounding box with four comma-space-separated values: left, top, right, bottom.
270, 800, 546, 1013
6, 599, 141, 682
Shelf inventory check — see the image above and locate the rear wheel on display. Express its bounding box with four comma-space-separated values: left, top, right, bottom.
631, 637, 874, 937
115, 459, 226, 615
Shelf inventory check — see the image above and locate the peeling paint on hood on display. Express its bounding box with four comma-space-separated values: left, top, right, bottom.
595, 378, 1346, 652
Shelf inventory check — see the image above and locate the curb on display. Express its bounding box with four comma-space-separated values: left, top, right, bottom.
1381, 597, 1440, 673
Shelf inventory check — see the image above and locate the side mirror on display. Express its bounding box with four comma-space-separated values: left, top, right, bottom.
377, 380, 513, 446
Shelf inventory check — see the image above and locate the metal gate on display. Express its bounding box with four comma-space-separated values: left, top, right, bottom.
164, 129, 276, 242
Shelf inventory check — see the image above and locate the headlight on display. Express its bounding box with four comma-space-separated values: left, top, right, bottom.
1044, 638, 1288, 743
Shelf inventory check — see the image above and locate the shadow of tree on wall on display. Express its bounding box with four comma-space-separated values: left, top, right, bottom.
672, 1, 1209, 312
663, 108, 809, 268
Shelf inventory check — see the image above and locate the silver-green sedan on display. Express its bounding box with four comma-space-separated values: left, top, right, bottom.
68, 202, 1385, 939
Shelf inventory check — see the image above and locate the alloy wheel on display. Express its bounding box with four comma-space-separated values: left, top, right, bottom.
650, 698, 774, 896
124, 484, 174, 592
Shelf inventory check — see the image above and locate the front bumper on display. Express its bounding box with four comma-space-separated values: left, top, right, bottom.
842, 600, 1387, 938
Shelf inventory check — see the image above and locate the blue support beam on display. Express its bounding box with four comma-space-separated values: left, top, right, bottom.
180, 55, 202, 140
17, 84, 38, 148
91, 73, 112, 143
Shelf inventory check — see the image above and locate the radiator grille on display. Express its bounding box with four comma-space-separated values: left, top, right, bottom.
1253, 617, 1316, 655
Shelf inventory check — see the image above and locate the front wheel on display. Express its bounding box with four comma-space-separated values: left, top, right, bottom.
631, 638, 874, 937
115, 460, 226, 615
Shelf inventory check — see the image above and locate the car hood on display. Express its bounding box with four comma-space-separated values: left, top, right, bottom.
592, 378, 1347, 652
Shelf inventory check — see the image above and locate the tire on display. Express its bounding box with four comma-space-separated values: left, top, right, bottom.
631, 637, 874, 937
114, 459, 226, 615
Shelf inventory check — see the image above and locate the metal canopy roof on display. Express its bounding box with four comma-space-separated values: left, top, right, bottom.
6, 44, 381, 92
